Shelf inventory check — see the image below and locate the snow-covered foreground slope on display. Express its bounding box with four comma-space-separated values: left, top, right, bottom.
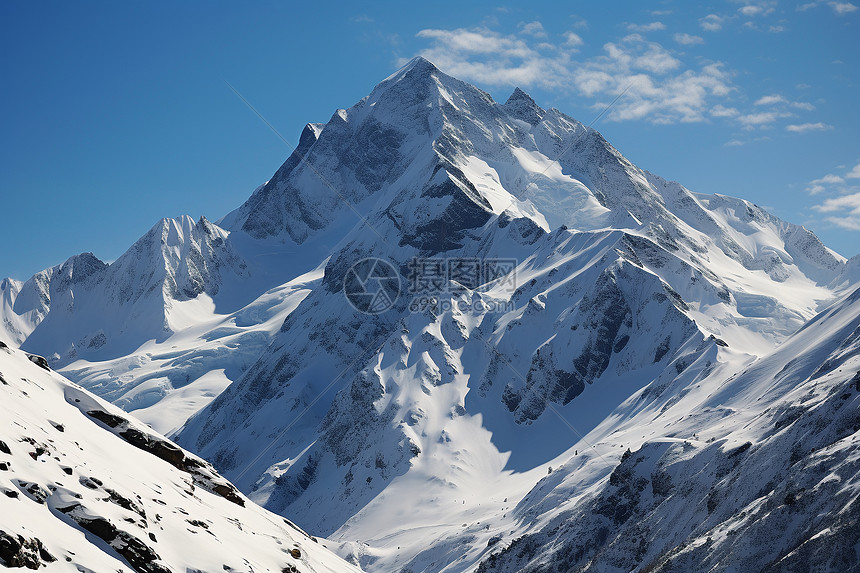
0, 340, 362, 572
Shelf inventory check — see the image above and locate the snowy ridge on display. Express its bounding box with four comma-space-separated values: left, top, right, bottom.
0, 339, 361, 572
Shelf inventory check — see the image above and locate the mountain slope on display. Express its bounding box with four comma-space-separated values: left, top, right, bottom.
0, 339, 361, 572
473, 286, 860, 572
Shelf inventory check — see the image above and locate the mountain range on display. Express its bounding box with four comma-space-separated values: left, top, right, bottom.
2, 57, 859, 572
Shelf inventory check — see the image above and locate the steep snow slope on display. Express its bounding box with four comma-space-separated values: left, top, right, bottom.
0, 339, 361, 573
6, 215, 249, 366
61, 264, 322, 435
472, 287, 860, 572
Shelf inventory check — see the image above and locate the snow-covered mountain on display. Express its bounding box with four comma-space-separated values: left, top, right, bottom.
2, 57, 857, 572
0, 340, 361, 572
473, 285, 860, 572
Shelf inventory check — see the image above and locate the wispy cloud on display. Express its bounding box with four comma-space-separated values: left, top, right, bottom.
711, 104, 740, 117
563, 31, 584, 47
674, 32, 705, 45
738, 3, 776, 16
830, 1, 858, 14
737, 111, 794, 129
410, 26, 737, 124
755, 94, 787, 106
412, 27, 573, 89
570, 35, 733, 123
813, 193, 860, 230
786, 122, 833, 132
519, 21, 547, 38
699, 14, 725, 31
627, 21, 666, 32
807, 174, 844, 194
797, 0, 858, 14
806, 163, 860, 230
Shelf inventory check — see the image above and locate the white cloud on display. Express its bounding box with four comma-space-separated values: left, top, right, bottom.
569, 15, 588, 29
563, 31, 584, 47
627, 21, 666, 32
786, 122, 832, 132
711, 104, 740, 117
830, 1, 858, 14
410, 22, 830, 133
769, 25, 786, 32
413, 27, 572, 89
519, 21, 547, 38
755, 94, 787, 106
753, 94, 815, 114
738, 2, 777, 17
813, 193, 860, 230
804, 164, 860, 196
700, 14, 724, 31
412, 25, 739, 124
737, 110, 793, 128
674, 32, 705, 45
813, 174, 846, 185
740, 5, 765, 16
797, 1, 858, 14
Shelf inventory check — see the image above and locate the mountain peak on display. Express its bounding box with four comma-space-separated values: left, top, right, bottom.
503, 86, 545, 125
402, 55, 437, 73
506, 86, 536, 105
377, 56, 440, 89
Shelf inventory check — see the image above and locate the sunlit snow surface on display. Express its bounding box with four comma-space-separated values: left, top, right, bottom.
0, 343, 360, 572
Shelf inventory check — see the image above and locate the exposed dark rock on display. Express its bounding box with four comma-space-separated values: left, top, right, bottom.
25, 353, 50, 371
0, 531, 55, 569
105, 488, 147, 520
15, 480, 49, 504
119, 428, 186, 468
86, 410, 127, 428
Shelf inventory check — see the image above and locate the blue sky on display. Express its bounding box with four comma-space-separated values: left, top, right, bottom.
1, 1, 858, 280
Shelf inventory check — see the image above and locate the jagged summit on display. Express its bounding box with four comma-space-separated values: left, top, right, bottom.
380, 55, 439, 82
503, 86, 545, 125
